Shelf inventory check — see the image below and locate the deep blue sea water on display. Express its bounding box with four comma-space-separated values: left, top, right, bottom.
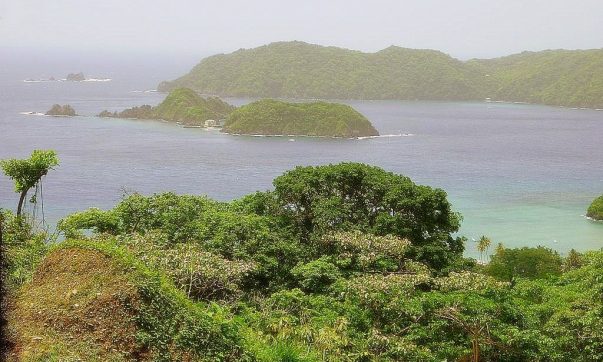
1, 50, 602, 258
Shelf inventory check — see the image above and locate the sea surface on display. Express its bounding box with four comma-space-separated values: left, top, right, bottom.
1, 51, 602, 258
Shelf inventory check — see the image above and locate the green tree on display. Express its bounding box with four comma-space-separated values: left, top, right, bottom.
271, 162, 464, 270
476, 236, 491, 263
0, 150, 59, 217
291, 257, 341, 293
486, 246, 562, 281
563, 248, 583, 271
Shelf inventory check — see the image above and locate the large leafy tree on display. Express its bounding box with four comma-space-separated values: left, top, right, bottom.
486, 245, 563, 281
271, 162, 464, 270
1, 150, 59, 217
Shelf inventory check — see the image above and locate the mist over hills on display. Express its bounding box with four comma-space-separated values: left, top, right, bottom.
159, 41, 603, 108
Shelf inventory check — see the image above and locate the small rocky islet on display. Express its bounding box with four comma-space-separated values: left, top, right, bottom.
45, 104, 77, 116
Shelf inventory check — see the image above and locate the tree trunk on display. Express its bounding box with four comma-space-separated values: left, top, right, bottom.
16, 190, 27, 217
472, 338, 480, 362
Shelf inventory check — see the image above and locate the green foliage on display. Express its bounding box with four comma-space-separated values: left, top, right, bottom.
470, 49, 603, 108
159, 42, 603, 108
223, 99, 378, 137
98, 88, 235, 126
57, 207, 120, 238
586, 194, 603, 220
1, 210, 48, 289
320, 231, 410, 272
476, 235, 492, 262
124, 233, 256, 302
270, 163, 464, 270
291, 257, 340, 293
159, 41, 481, 101
1, 149, 59, 216
1, 150, 59, 194
19, 162, 603, 360
45, 104, 76, 116
486, 245, 563, 281
5, 238, 47, 289
113, 192, 222, 241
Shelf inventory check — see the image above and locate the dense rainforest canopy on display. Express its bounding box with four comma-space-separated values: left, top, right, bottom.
159, 41, 603, 108
4, 161, 603, 361
223, 99, 379, 137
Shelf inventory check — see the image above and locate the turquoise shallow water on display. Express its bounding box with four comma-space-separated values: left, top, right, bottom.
1, 54, 602, 258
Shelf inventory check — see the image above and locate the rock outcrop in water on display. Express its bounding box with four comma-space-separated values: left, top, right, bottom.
587, 195, 603, 221
223, 99, 379, 138
45, 104, 76, 116
66, 72, 86, 81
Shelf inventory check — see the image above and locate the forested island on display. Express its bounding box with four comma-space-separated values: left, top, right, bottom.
2, 154, 603, 361
223, 99, 379, 137
45, 104, 76, 116
98, 88, 234, 126
587, 195, 603, 220
159, 41, 603, 108
101, 88, 379, 137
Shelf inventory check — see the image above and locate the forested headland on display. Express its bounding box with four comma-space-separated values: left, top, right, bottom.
159, 41, 603, 109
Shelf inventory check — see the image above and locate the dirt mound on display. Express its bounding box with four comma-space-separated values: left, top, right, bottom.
6, 243, 244, 361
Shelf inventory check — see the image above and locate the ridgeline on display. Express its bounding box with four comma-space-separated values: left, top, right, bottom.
159, 41, 603, 109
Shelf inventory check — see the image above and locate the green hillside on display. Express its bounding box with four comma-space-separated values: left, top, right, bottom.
4, 161, 603, 361
99, 88, 235, 126
470, 49, 603, 108
159, 41, 482, 101
159, 42, 603, 108
5, 162, 603, 361
223, 99, 379, 137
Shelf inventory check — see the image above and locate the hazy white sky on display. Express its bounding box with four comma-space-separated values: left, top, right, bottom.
1, 0, 602, 59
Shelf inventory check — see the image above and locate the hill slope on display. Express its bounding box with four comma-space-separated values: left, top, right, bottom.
469, 49, 603, 108
159, 41, 481, 101
223, 99, 379, 137
159, 41, 603, 108
6, 242, 245, 361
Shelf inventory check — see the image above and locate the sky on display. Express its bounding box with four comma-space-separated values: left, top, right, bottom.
1, 0, 602, 60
